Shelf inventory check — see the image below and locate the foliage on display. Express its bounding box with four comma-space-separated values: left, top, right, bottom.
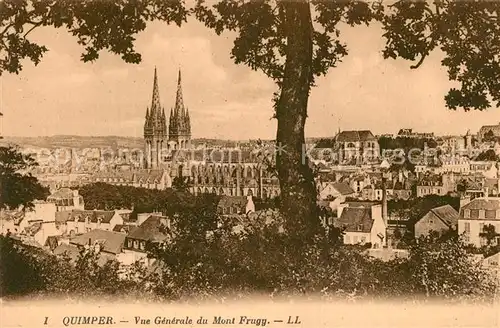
0, 235, 139, 300
388, 195, 460, 226
400, 235, 497, 300
483, 130, 499, 143
479, 224, 500, 247
172, 176, 191, 192
78, 182, 214, 214
383, 0, 500, 111
0, 146, 49, 210
379, 136, 438, 151
2, 224, 498, 302
475, 149, 500, 162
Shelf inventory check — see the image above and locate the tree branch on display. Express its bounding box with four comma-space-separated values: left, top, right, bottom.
410, 52, 427, 69
0, 22, 14, 38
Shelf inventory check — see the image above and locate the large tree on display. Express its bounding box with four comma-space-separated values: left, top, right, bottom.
0, 146, 49, 210
2, 0, 500, 241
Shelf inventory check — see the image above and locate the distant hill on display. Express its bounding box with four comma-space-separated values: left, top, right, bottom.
0, 135, 144, 149
0, 135, 273, 150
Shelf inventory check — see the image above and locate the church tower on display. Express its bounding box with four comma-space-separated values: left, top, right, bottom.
168, 69, 191, 149
144, 67, 167, 169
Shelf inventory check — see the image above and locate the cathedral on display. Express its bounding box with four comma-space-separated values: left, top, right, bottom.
143, 68, 191, 169
142, 67, 280, 198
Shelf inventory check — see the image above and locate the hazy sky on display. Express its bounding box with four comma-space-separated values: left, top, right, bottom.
1, 19, 499, 140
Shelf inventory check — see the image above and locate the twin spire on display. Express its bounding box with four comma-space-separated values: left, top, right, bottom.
144, 67, 191, 139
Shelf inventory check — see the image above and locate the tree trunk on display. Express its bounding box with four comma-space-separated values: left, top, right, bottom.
276, 1, 320, 243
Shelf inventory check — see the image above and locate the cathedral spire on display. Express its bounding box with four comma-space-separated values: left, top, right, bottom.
150, 67, 161, 118
186, 107, 191, 135
174, 68, 184, 118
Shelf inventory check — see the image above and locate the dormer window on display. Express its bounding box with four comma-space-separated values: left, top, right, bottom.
463, 209, 470, 219
357, 224, 363, 231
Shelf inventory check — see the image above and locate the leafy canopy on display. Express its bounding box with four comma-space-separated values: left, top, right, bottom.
0, 146, 49, 210
2, 1, 500, 112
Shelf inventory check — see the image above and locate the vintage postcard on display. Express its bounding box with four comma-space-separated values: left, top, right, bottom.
1, 0, 499, 327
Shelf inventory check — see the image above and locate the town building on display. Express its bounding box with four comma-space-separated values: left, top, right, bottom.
47, 188, 85, 211
416, 172, 457, 197
334, 130, 380, 164
458, 196, 500, 247
334, 202, 387, 248
88, 169, 171, 190
53, 229, 126, 266
317, 181, 355, 202
414, 205, 459, 238
56, 209, 128, 236
122, 215, 172, 265
478, 122, 500, 142
217, 196, 255, 217
397, 128, 434, 139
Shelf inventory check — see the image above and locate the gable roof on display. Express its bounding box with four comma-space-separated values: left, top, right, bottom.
70, 229, 126, 254
331, 182, 355, 195
461, 198, 500, 211
127, 215, 171, 242
429, 205, 459, 228
479, 124, 500, 135
47, 188, 74, 199
334, 207, 373, 233
336, 130, 376, 143
113, 224, 134, 234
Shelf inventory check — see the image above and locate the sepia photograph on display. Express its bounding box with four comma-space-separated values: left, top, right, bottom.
1, 0, 500, 327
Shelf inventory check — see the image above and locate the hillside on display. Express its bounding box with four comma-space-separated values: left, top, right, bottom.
0, 135, 144, 149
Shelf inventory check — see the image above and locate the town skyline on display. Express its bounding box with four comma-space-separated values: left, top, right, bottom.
2, 20, 500, 140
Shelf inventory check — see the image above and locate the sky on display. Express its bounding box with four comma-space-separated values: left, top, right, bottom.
1, 18, 499, 140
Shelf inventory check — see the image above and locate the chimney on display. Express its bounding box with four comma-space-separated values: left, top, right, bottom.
460, 195, 471, 209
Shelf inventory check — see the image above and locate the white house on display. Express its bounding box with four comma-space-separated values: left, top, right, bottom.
63, 209, 127, 236
334, 202, 387, 248
318, 181, 355, 201
46, 188, 85, 211
458, 196, 500, 247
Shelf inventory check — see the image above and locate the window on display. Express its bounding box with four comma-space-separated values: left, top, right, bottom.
479, 210, 485, 219
357, 224, 363, 231
134, 240, 139, 249
463, 210, 470, 219
353, 236, 359, 243
344, 235, 350, 243
361, 236, 366, 244
485, 210, 496, 219
140, 241, 146, 251
464, 222, 471, 233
